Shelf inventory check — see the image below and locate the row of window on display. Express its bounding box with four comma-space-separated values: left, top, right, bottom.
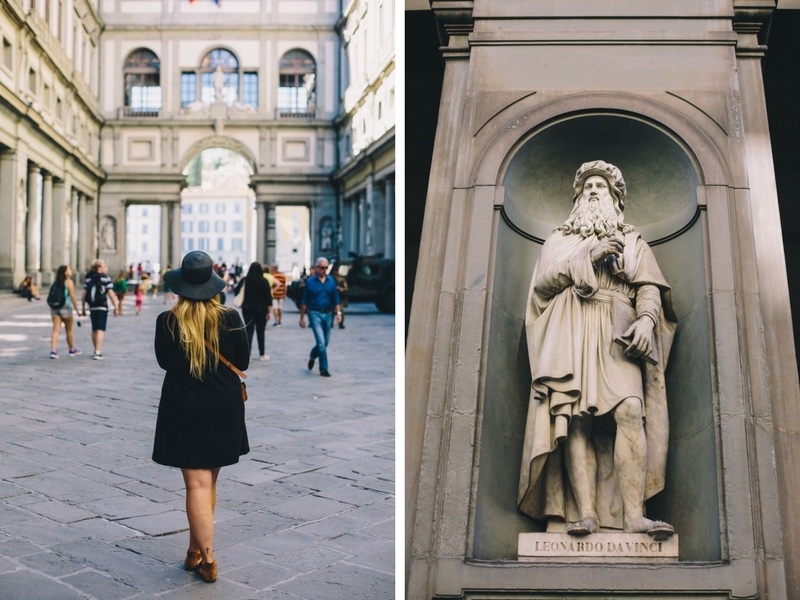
183, 237, 245, 252
181, 201, 243, 215
125, 47, 316, 115
181, 221, 244, 233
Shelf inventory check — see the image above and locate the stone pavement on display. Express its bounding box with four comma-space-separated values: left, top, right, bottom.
0, 290, 396, 599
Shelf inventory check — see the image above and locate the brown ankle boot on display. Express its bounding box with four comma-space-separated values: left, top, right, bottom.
199, 560, 217, 583
184, 550, 202, 571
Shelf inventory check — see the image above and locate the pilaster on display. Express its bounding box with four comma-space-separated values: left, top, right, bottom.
406, 1, 474, 593
733, 2, 800, 596
170, 201, 181, 268
40, 173, 54, 284
0, 151, 23, 287
26, 163, 40, 279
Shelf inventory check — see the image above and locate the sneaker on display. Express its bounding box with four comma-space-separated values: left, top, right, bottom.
307, 356, 315, 371
92, 352, 104, 360
320, 369, 331, 377
68, 348, 81, 357
259, 354, 270, 362
49, 351, 58, 359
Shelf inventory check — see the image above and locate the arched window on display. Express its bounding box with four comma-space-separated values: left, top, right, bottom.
181, 48, 258, 109
200, 48, 238, 105
124, 48, 161, 116
278, 49, 316, 117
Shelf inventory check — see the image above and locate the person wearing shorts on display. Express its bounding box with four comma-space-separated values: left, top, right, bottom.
81, 259, 120, 360
49, 265, 82, 359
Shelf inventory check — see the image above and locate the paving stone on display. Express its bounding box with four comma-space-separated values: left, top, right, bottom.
319, 529, 388, 557
0, 500, 32, 525
315, 484, 391, 507
62, 569, 141, 599
155, 576, 256, 599
0, 569, 86, 599
118, 510, 187, 536
0, 300, 394, 597
346, 539, 394, 574
0, 537, 46, 558
2, 519, 86, 548
50, 538, 185, 594
212, 512, 300, 548
358, 517, 395, 540
114, 481, 182, 504
0, 455, 55, 479
274, 562, 394, 600
296, 512, 376, 539
68, 516, 144, 542
245, 528, 321, 556
18, 550, 89, 577
223, 560, 299, 590
266, 543, 350, 572
269, 494, 352, 521
276, 471, 352, 493
80, 493, 169, 520
25, 500, 97, 524
0, 554, 16, 573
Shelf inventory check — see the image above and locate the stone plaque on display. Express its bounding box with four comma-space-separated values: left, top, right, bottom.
518, 532, 679, 564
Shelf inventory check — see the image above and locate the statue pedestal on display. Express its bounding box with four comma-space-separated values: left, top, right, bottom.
518, 532, 679, 564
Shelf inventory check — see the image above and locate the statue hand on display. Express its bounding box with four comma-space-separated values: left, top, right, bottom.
621, 317, 655, 358
590, 236, 624, 268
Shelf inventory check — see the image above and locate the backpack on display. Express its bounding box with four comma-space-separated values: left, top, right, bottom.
86, 275, 108, 308
46, 281, 66, 309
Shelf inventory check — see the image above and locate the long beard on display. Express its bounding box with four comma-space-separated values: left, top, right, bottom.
558, 198, 632, 238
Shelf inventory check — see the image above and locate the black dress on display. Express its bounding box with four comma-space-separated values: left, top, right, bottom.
152, 308, 250, 468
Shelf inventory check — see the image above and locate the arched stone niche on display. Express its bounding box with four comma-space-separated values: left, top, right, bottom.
474, 114, 720, 562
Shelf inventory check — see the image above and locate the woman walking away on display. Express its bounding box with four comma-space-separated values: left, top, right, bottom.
152, 251, 250, 583
48, 265, 81, 358
233, 262, 272, 362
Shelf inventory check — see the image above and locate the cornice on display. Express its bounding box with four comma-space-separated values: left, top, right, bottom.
431, 0, 474, 52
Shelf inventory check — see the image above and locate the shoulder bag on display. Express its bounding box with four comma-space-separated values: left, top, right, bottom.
204, 340, 248, 401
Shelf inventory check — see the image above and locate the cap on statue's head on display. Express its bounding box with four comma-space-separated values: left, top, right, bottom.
573, 160, 627, 210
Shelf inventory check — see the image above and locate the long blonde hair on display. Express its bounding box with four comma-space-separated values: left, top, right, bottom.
167, 295, 225, 379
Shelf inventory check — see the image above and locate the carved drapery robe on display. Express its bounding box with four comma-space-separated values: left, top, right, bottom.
518, 230, 676, 530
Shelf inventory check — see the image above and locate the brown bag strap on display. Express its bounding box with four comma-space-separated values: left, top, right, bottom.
204, 340, 247, 379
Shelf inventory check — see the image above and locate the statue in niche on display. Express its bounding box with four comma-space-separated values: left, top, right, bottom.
213, 65, 225, 103
320, 217, 334, 253
100, 216, 116, 251
518, 160, 677, 541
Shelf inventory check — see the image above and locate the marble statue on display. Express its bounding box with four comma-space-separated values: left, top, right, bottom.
100, 216, 116, 251
213, 65, 225, 103
320, 218, 334, 253
518, 160, 677, 541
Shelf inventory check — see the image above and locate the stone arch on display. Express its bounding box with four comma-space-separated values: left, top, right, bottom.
179, 136, 257, 175
470, 91, 733, 190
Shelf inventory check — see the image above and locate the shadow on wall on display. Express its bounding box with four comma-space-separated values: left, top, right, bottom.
473, 115, 721, 562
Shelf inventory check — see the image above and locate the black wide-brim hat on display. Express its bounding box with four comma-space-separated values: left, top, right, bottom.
164, 251, 226, 300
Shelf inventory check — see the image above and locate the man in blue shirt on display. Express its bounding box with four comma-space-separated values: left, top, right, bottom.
298, 257, 342, 377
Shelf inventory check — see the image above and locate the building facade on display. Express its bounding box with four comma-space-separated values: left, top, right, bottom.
0, 0, 395, 288
336, 0, 395, 261
0, 0, 103, 287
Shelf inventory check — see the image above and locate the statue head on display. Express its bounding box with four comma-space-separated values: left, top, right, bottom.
559, 160, 635, 238
572, 160, 627, 211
